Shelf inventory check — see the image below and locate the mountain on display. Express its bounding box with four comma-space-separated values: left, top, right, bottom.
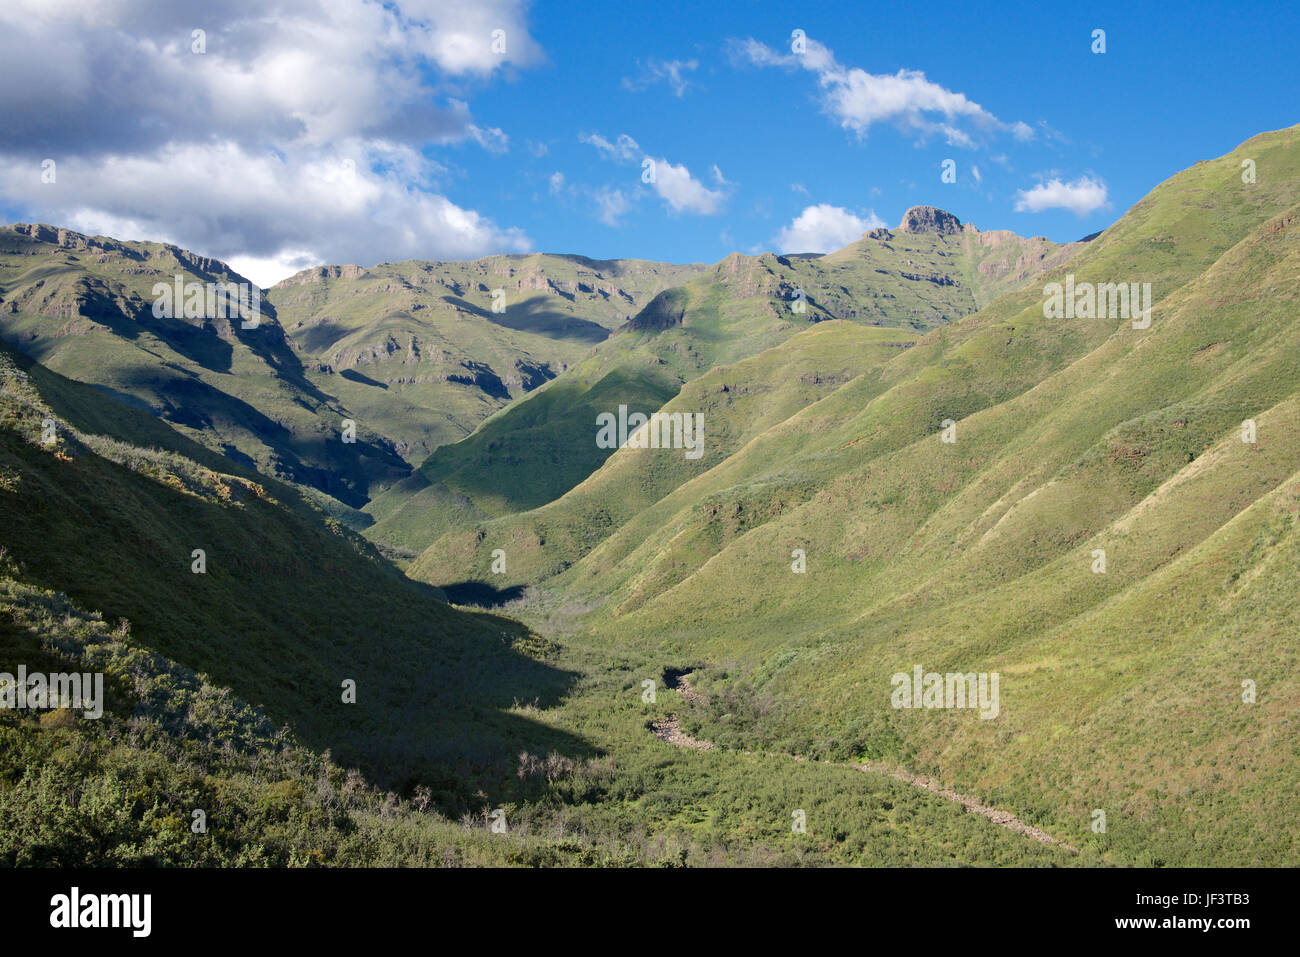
0, 336, 1059, 866
6, 126, 1296, 868
0, 225, 408, 509
408, 125, 1300, 864
0, 229, 705, 514
265, 254, 707, 466
363, 208, 1085, 558
0, 208, 1078, 540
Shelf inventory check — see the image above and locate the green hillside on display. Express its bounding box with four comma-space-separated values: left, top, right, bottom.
0, 335, 1071, 866
5, 125, 1296, 869
411, 126, 1300, 865
367, 209, 1083, 557
266, 254, 707, 467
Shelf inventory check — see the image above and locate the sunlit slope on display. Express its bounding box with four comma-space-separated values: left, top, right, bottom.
414, 128, 1296, 607
556, 127, 1297, 611
1, 336, 1073, 867
268, 254, 706, 465
408, 321, 920, 584
369, 211, 1082, 557
524, 128, 1299, 864
0, 226, 410, 507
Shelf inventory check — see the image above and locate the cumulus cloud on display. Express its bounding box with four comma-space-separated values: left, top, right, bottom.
0, 0, 541, 284
581, 131, 729, 218
623, 58, 699, 97
648, 158, 727, 215
773, 204, 885, 253
0, 142, 530, 287
1014, 175, 1109, 216
731, 35, 1031, 148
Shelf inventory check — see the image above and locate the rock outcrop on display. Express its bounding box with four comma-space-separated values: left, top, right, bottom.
898, 206, 962, 235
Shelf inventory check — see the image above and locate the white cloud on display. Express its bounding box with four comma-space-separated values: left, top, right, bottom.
581, 131, 730, 218
226, 250, 324, 289
623, 57, 698, 97
548, 171, 566, 194
1014, 175, 1109, 216
580, 132, 642, 162
649, 158, 727, 215
0, 142, 530, 287
732, 35, 1029, 148
593, 186, 632, 226
469, 125, 510, 154
402, 0, 543, 75
773, 204, 885, 253
0, 0, 540, 283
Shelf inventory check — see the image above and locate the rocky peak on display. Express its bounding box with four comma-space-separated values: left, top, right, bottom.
276, 263, 369, 287
898, 206, 962, 235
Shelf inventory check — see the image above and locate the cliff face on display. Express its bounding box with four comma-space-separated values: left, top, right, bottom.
898, 206, 963, 235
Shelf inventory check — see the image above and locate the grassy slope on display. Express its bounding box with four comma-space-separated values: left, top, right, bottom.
0, 226, 413, 508
267, 254, 707, 467
368, 218, 1081, 558
409, 321, 920, 585
418, 126, 1300, 864
0, 337, 1073, 866
0, 340, 579, 795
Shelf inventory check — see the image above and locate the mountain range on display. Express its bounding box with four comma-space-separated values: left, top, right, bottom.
1, 124, 1297, 866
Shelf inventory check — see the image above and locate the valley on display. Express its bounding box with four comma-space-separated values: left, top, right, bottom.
1, 125, 1297, 867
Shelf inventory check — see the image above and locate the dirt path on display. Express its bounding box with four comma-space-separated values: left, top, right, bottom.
651, 669, 714, 749
652, 670, 1078, 854
849, 760, 1078, 853
649, 714, 714, 750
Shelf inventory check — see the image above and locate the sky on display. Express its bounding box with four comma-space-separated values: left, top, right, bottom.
0, 0, 1296, 287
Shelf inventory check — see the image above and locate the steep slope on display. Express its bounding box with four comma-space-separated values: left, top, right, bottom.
0, 229, 706, 512
267, 254, 706, 465
0, 225, 411, 508
0, 338, 579, 797
368, 210, 1084, 557
0, 337, 1072, 868
412, 125, 1300, 864
408, 320, 919, 586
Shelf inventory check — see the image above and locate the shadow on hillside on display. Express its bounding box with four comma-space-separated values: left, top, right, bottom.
440, 580, 528, 608
442, 294, 611, 343
101, 365, 409, 508
0, 384, 596, 802
340, 368, 388, 389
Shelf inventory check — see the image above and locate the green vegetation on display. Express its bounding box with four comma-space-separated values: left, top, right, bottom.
0, 333, 1067, 866
266, 254, 707, 469
366, 211, 1082, 558
3, 126, 1297, 867
411, 126, 1300, 865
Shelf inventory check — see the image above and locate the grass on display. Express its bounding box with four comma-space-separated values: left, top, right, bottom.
4, 126, 1297, 867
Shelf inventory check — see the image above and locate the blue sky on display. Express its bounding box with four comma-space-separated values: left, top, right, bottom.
1, 0, 1296, 285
